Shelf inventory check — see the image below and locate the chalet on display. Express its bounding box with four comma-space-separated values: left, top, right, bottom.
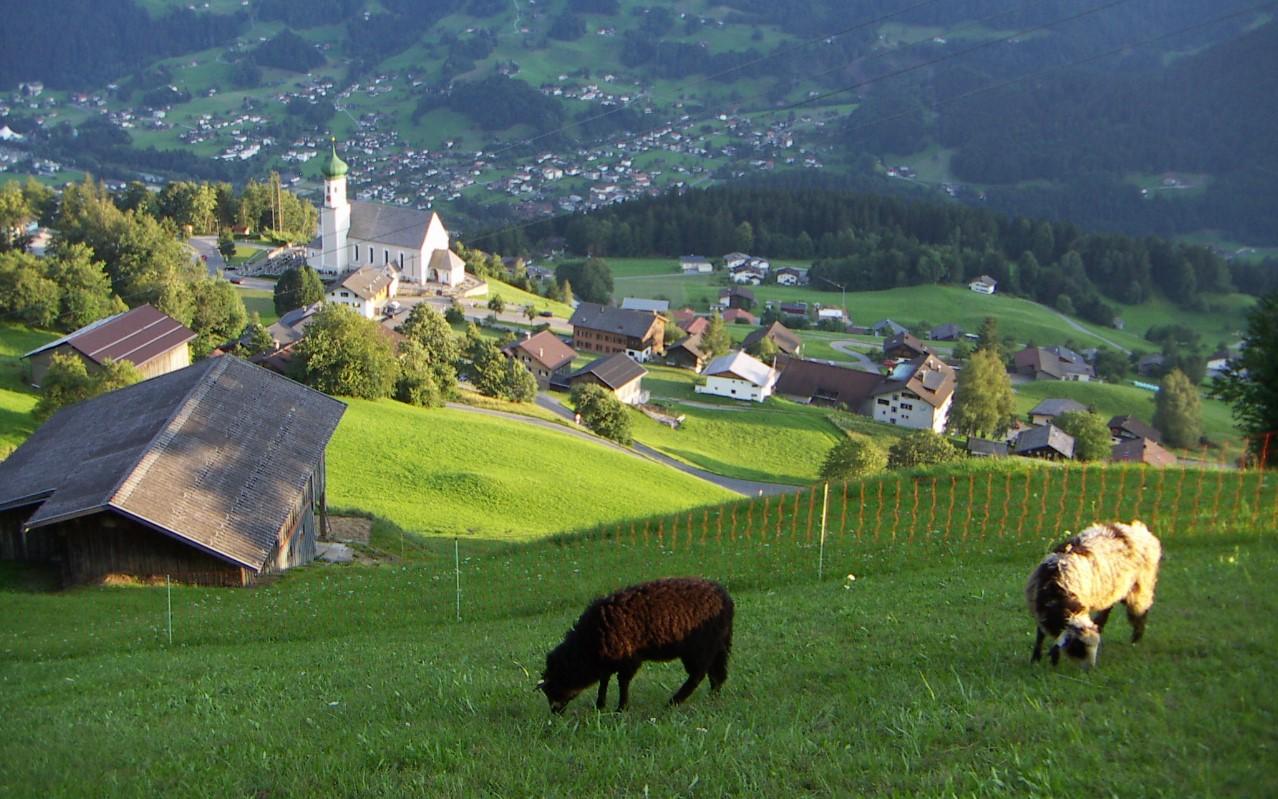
718, 287, 756, 311
0, 357, 345, 587
1027, 398, 1088, 426
969, 275, 997, 295
930, 323, 962, 341
742, 321, 802, 357
665, 332, 708, 373
22, 304, 195, 388
883, 332, 930, 360
681, 316, 709, 337
1013, 346, 1095, 382
871, 319, 908, 338
325, 264, 399, 319
267, 301, 323, 348
721, 252, 750, 269
680, 255, 714, 273
774, 355, 882, 409
1108, 415, 1162, 445
722, 308, 758, 326
696, 350, 779, 403
569, 302, 665, 362
1111, 436, 1177, 468
567, 352, 648, 405
775, 267, 804, 286
1014, 424, 1075, 460
503, 330, 577, 389
967, 438, 1009, 458
620, 297, 671, 315
870, 353, 956, 433
729, 264, 766, 285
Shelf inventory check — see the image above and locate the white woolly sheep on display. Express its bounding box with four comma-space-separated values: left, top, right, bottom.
1026, 520, 1162, 668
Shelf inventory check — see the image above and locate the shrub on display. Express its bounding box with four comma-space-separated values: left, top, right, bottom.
819, 436, 887, 480
887, 429, 962, 469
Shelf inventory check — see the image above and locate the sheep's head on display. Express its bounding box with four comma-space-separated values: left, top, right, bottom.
1053, 620, 1102, 669
538, 646, 587, 714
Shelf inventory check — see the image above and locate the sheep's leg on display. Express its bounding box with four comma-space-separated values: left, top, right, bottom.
670, 656, 708, 705
1049, 643, 1062, 666
596, 673, 611, 710
1093, 607, 1113, 633
1127, 605, 1149, 643
709, 646, 730, 691
1031, 628, 1045, 662
615, 662, 640, 711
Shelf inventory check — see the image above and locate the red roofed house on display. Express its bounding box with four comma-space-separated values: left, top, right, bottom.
502, 330, 577, 389
721, 308, 758, 326
22, 304, 195, 387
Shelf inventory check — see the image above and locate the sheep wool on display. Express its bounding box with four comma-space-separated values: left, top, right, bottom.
1026, 520, 1162, 668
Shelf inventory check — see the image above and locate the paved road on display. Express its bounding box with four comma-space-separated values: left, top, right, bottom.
1043, 304, 1131, 353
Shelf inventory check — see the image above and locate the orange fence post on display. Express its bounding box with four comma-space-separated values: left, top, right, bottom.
946, 475, 956, 541
1134, 467, 1148, 522
840, 481, 849, 534
1190, 466, 1205, 535
891, 477, 903, 543
927, 478, 938, 541
761, 495, 770, 539
857, 482, 866, 542
963, 474, 975, 542
1212, 466, 1227, 535
875, 481, 884, 542
1000, 472, 1011, 538
745, 499, 754, 542
791, 491, 802, 541
730, 504, 738, 542
909, 479, 920, 544
658, 518, 665, 550
806, 489, 816, 544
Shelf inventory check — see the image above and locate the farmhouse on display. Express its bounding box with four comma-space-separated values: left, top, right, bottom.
871, 319, 908, 337
696, 350, 779, 403
308, 141, 462, 287
742, 321, 802, 357
266, 301, 323, 348
680, 255, 713, 273
718, 287, 755, 311
969, 275, 997, 294
1109, 414, 1162, 444
1013, 346, 1095, 382
568, 352, 648, 405
930, 323, 962, 341
22, 304, 195, 387
773, 355, 882, 409
1014, 423, 1075, 460
869, 353, 956, 433
620, 297, 671, 314
503, 330, 577, 389
665, 332, 708, 373
882, 332, 930, 360
966, 438, 1009, 458
1027, 397, 1089, 426
774, 267, 805, 286
0, 357, 345, 587
569, 302, 665, 362
1111, 436, 1177, 467
721, 308, 758, 326
325, 264, 399, 319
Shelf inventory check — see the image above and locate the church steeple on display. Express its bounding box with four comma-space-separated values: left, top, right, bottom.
321, 138, 348, 179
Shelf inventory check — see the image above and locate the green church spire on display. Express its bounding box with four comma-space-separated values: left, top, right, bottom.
322, 138, 348, 179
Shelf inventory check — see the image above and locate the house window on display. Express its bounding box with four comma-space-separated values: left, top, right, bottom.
384, 249, 389, 265
900, 402, 914, 410
877, 398, 889, 406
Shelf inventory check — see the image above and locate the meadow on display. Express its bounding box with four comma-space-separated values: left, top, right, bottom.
1, 463, 1274, 797
0, 324, 55, 455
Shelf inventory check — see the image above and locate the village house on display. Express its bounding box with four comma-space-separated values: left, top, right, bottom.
569, 302, 665, 362
869, 353, 956, 433
774, 266, 805, 286
503, 330, 577, 389
1108, 414, 1162, 445
721, 252, 750, 269
1110, 436, 1177, 467
729, 264, 767, 285
718, 287, 755, 311
968, 275, 998, 295
773, 355, 882, 409
1013, 346, 1096, 382
679, 255, 713, 273
930, 323, 962, 341
721, 308, 759, 326
871, 319, 909, 338
22, 304, 195, 387
620, 297, 671, 315
1014, 424, 1076, 460
966, 438, 1010, 458
883, 332, 931, 360
0, 357, 345, 587
1027, 397, 1089, 426
665, 332, 708, 373
742, 321, 802, 357
325, 264, 399, 319
567, 352, 648, 405
696, 350, 779, 403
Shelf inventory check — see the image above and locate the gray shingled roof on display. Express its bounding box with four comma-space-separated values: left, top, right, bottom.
0, 357, 346, 571
742, 322, 801, 356
336, 265, 397, 300
570, 352, 647, 390
1028, 398, 1089, 418
569, 302, 662, 339
1015, 424, 1075, 458
348, 202, 441, 249
507, 330, 576, 371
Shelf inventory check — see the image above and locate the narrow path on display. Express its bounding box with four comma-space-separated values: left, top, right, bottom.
1043, 305, 1131, 353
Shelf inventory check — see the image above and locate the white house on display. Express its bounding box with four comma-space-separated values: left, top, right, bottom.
325, 264, 399, 319
968, 275, 998, 295
680, 255, 713, 273
308, 141, 462, 287
729, 265, 766, 285
695, 350, 779, 403
869, 353, 956, 433
775, 267, 804, 286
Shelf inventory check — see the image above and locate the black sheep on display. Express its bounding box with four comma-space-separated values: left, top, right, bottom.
538, 577, 734, 713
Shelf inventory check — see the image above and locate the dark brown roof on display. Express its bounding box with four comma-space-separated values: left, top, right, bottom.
569, 302, 662, 340
0, 357, 346, 571
1111, 436, 1177, 467
775, 355, 883, 406
1029, 398, 1089, 419
1108, 415, 1162, 443
569, 352, 646, 390
506, 330, 576, 371
883, 332, 929, 357
874, 354, 956, 408
742, 322, 802, 355
24, 304, 195, 368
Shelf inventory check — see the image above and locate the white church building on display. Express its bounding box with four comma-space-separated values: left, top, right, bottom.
307, 142, 465, 287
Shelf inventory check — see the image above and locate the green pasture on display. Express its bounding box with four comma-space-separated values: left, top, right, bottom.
235, 287, 279, 326
1113, 293, 1255, 345
326, 398, 733, 539
2, 463, 1275, 797
480, 277, 575, 319
0, 325, 55, 455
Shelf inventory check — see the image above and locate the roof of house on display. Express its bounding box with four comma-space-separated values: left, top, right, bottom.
702, 350, 776, 387
669, 331, 705, 360
1014, 346, 1095, 380
569, 302, 662, 340
774, 355, 883, 406
719, 286, 756, 300
1014, 424, 1075, 457
970, 274, 998, 287
428, 248, 465, 275
620, 297, 670, 314
348, 203, 445, 250
721, 308, 758, 324
883, 331, 929, 356
967, 438, 1009, 456
930, 323, 962, 340
23, 304, 195, 368
873, 353, 956, 408
1108, 414, 1162, 443
1111, 436, 1177, 466
871, 319, 908, 336
1028, 398, 1089, 418
267, 301, 323, 347
334, 265, 397, 300
569, 352, 647, 390
681, 254, 712, 263
0, 357, 346, 571
681, 316, 709, 336
742, 322, 802, 355
506, 330, 576, 371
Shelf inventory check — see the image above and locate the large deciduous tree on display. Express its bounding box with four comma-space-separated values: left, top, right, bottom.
273, 265, 324, 315
1053, 410, 1113, 462
571, 383, 632, 445
948, 347, 1015, 439
188, 277, 248, 357
33, 353, 141, 422
701, 311, 731, 358
887, 430, 961, 469
292, 305, 397, 399
1154, 368, 1202, 449
1211, 292, 1278, 465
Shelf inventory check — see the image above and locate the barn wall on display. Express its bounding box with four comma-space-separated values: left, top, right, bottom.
0, 505, 61, 562
137, 344, 191, 381
38, 513, 248, 587
263, 472, 318, 575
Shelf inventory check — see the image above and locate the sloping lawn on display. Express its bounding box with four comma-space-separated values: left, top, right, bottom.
0, 324, 56, 454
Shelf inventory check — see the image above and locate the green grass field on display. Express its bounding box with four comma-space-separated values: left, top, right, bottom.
0, 324, 56, 455
2, 464, 1274, 797
326, 398, 733, 539
235, 287, 279, 326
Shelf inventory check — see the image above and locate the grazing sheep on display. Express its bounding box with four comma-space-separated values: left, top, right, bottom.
1026, 520, 1162, 668
538, 577, 733, 713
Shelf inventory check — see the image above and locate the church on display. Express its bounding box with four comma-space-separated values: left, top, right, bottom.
307, 141, 465, 287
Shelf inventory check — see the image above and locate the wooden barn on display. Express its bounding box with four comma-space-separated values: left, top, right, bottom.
0, 356, 346, 587
22, 304, 195, 387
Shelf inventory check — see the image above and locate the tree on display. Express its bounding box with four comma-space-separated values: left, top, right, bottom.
948, 348, 1015, 439
887, 430, 962, 469
188, 277, 248, 357
240, 313, 276, 356
33, 354, 141, 422
46, 242, 125, 331
571, 383, 632, 445
500, 357, 538, 403
701, 311, 731, 358
293, 305, 397, 399
395, 339, 445, 408
0, 181, 33, 251
0, 250, 60, 327
975, 316, 1003, 361
1210, 292, 1278, 465
1153, 368, 1203, 449
555, 258, 612, 304
273, 265, 324, 315
487, 294, 505, 313
1092, 347, 1129, 382
1054, 410, 1113, 462
217, 230, 236, 262
754, 335, 779, 362
819, 436, 887, 480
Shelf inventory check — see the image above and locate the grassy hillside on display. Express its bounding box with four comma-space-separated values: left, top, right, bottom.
326, 397, 734, 539
0, 324, 56, 455
2, 464, 1274, 796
